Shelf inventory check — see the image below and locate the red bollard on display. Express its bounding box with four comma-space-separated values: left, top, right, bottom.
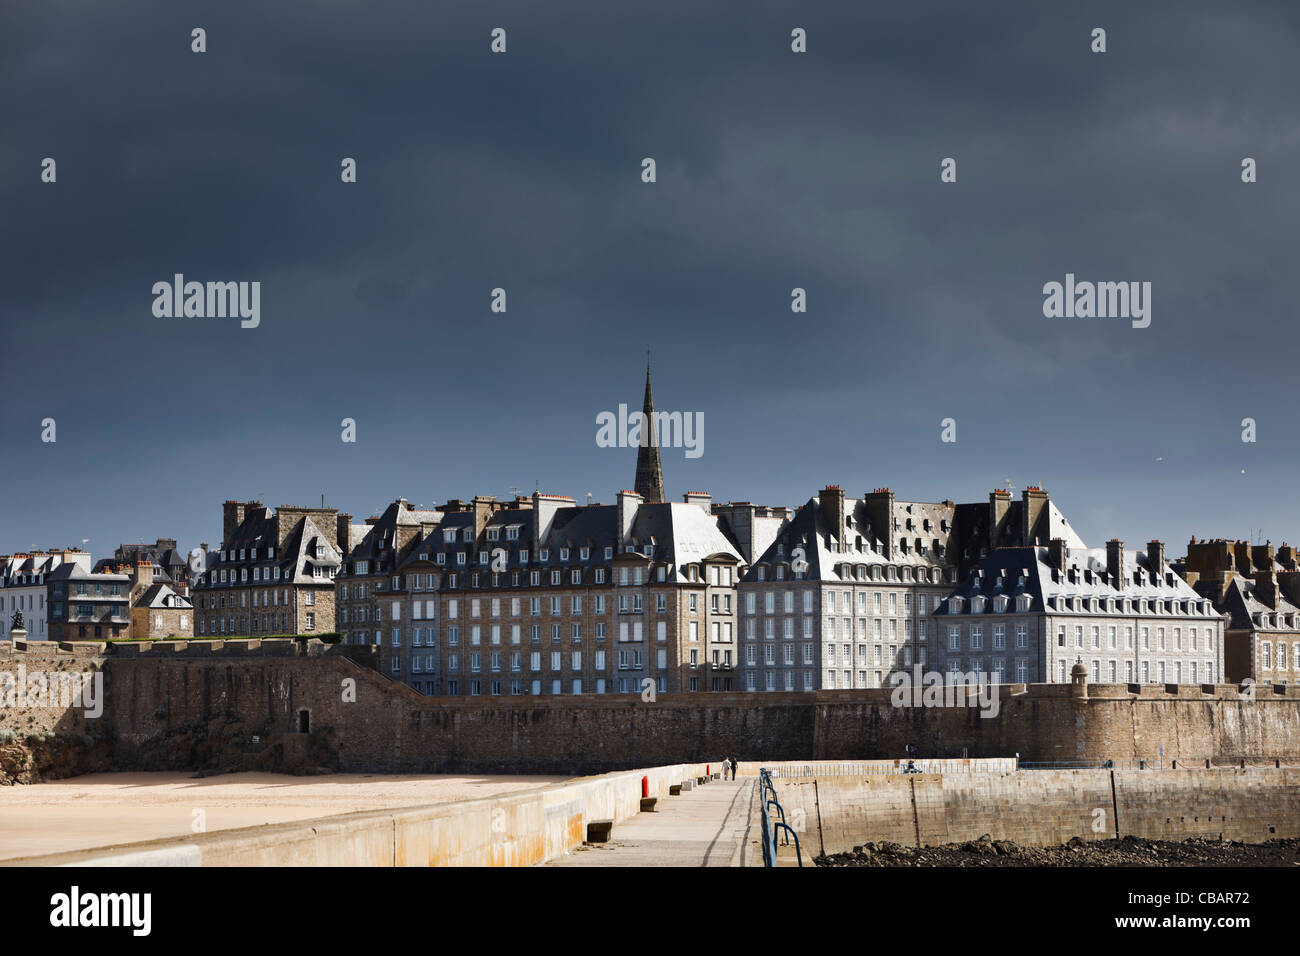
707, 764, 710, 776
641, 776, 649, 799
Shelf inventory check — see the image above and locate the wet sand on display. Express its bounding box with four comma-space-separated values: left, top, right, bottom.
0, 771, 570, 861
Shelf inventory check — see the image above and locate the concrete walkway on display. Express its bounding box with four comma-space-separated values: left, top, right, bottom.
547, 777, 754, 867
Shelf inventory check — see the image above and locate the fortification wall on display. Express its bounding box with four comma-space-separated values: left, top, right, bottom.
2, 640, 1299, 776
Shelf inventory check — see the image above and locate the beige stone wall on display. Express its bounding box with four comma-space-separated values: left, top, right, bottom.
130, 606, 192, 640
768, 767, 1300, 854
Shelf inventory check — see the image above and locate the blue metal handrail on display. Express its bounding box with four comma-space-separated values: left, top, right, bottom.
757, 767, 803, 867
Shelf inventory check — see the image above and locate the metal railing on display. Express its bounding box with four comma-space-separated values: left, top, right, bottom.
757, 768, 803, 867
762, 759, 1016, 778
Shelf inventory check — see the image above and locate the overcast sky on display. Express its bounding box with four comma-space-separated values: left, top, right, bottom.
3, 1, 1299, 560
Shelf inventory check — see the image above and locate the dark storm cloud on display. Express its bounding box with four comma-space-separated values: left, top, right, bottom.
2, 1, 1298, 557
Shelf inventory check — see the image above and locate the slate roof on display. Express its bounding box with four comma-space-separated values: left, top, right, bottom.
133, 583, 193, 610
934, 545, 1220, 618
198, 506, 343, 587
394, 497, 742, 581
1215, 576, 1300, 631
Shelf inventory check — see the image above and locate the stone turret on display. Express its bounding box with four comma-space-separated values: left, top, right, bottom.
1070, 659, 1088, 698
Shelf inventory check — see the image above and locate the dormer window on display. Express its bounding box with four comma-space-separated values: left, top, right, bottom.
560, 548, 570, 561
506, 527, 519, 541
993, 595, 1008, 613
487, 529, 500, 541
1016, 594, 1031, 613
948, 596, 964, 614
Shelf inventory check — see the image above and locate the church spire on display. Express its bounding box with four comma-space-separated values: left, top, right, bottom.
634, 357, 665, 503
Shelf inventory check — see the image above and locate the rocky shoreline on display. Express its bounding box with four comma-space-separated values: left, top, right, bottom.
815, 833, 1300, 867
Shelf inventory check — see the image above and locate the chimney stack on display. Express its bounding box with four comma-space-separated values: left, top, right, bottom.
865, 488, 895, 559
1278, 542, 1298, 571
1048, 537, 1068, 570
473, 495, 499, 540
1233, 540, 1251, 574
534, 493, 575, 548
1022, 486, 1049, 544
222, 500, 250, 545
1251, 541, 1275, 573
989, 490, 1011, 549
819, 485, 846, 546
1254, 569, 1279, 608
1147, 540, 1166, 580
616, 490, 643, 544
684, 491, 713, 513
1106, 539, 1125, 588
336, 513, 353, 556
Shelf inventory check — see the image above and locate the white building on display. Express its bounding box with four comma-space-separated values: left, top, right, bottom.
933, 539, 1226, 685
1, 550, 92, 640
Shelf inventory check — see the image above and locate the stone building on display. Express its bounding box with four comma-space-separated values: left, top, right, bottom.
933, 538, 1225, 685
101, 539, 192, 595
725, 485, 1087, 692
1183, 537, 1300, 684
354, 365, 746, 698
192, 501, 344, 637
127, 560, 194, 640
378, 489, 744, 697
46, 559, 132, 641
336, 498, 441, 648
1, 549, 91, 641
